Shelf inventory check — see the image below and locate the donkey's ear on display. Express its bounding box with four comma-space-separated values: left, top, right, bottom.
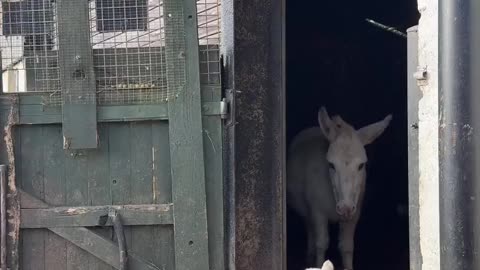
357, 114, 392, 145
318, 107, 336, 141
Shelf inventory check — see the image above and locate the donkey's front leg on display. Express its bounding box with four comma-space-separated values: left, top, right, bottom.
338, 220, 358, 270
312, 214, 329, 267
306, 217, 317, 266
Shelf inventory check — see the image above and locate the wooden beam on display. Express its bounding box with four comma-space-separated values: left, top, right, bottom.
13, 101, 220, 125
57, 0, 97, 149
164, 0, 210, 269
52, 227, 163, 270
19, 190, 165, 270
21, 204, 173, 228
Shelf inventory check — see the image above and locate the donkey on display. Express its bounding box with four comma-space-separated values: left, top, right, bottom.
287, 107, 392, 270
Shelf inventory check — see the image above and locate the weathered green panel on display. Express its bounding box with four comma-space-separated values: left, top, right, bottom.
130, 123, 156, 265
57, 0, 97, 149
151, 122, 175, 269
42, 126, 68, 269
107, 123, 134, 256
86, 124, 113, 270
201, 86, 224, 270
164, 0, 210, 269
0, 4, 224, 266
12, 121, 177, 269
64, 144, 90, 269
18, 126, 45, 270
21, 204, 173, 228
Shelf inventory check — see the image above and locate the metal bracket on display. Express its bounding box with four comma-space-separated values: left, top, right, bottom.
414, 66, 428, 86
224, 89, 237, 127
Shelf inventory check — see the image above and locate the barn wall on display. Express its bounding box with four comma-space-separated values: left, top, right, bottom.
416, 0, 440, 268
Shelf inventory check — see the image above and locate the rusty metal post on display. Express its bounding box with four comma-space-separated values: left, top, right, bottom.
0, 165, 7, 270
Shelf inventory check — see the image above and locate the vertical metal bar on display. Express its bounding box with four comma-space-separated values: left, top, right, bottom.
0, 165, 7, 270
407, 25, 422, 270
439, 0, 480, 269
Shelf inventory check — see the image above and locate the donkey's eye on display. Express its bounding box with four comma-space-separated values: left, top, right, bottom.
358, 163, 366, 171
328, 162, 335, 171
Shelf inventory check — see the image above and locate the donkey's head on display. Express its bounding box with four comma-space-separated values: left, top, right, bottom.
318, 107, 392, 220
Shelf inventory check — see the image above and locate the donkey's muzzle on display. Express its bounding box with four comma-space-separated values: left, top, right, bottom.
336, 202, 356, 220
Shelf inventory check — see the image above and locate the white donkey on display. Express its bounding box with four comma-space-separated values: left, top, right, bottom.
287, 107, 392, 270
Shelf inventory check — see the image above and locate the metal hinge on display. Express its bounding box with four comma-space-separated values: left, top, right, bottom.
202, 89, 237, 123
202, 100, 229, 119
224, 89, 237, 127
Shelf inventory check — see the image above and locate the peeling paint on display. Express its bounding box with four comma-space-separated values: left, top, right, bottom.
417, 0, 440, 268
3, 95, 20, 269
152, 146, 157, 202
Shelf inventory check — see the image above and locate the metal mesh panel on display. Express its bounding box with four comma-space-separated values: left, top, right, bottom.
90, 0, 221, 105
0, 0, 60, 93
0, 0, 222, 105
197, 0, 220, 85
89, 0, 168, 105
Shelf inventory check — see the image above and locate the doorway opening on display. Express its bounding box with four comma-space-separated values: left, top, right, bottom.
286, 1, 420, 269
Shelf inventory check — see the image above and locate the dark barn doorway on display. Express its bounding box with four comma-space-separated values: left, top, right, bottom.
286, 0, 419, 269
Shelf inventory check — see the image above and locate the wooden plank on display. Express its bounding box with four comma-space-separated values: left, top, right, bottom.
151, 122, 175, 268
21, 204, 173, 228
19, 105, 168, 124
51, 227, 163, 270
86, 124, 113, 270
129, 122, 160, 265
98, 105, 168, 122
201, 86, 224, 270
107, 123, 133, 253
164, 0, 210, 268
42, 126, 67, 269
16, 102, 226, 124
57, 0, 97, 149
7, 95, 219, 125
19, 126, 45, 270
64, 146, 90, 269
20, 189, 163, 270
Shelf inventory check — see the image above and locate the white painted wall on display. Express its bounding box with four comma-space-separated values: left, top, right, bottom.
416, 0, 440, 268
2, 60, 26, 92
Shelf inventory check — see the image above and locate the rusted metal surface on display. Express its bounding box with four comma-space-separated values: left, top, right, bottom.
222, 0, 285, 269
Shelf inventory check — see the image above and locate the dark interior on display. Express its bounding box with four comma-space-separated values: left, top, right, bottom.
286, 0, 420, 269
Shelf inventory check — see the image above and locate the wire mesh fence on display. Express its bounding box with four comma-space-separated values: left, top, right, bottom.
0, 0, 60, 93
90, 0, 168, 105
197, 0, 221, 86
0, 0, 221, 106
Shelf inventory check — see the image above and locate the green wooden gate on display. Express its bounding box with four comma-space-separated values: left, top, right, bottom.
0, 0, 224, 269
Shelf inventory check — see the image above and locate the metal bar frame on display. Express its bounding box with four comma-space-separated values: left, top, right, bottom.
439, 0, 480, 268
